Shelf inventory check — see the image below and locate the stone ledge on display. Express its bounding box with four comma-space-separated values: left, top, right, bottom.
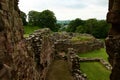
79, 57, 112, 70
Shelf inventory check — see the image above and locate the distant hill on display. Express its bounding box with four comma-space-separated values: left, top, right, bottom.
57, 20, 71, 25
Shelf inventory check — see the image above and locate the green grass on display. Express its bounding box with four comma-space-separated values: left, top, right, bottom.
24, 26, 40, 37
71, 35, 93, 42
46, 60, 73, 80
80, 62, 110, 80
78, 48, 111, 80
78, 48, 109, 61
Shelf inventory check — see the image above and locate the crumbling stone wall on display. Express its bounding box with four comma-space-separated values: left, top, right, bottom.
26, 29, 55, 80
55, 38, 103, 54
105, 0, 120, 80
0, 0, 41, 80
0, 1, 54, 79
67, 48, 87, 80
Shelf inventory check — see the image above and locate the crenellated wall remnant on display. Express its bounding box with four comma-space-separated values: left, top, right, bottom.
105, 0, 120, 80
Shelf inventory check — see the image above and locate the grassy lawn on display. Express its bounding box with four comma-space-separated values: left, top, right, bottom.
78, 48, 109, 61
24, 26, 40, 37
78, 48, 111, 80
80, 62, 110, 80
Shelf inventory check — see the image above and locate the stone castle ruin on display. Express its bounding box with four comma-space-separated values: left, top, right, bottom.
105, 0, 120, 80
0, 0, 120, 80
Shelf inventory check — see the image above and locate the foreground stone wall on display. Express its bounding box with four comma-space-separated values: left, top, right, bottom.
0, 1, 55, 80
105, 0, 120, 80
0, 0, 39, 80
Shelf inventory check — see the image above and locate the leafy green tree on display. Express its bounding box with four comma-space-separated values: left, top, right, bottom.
28, 10, 58, 31
28, 10, 40, 26
67, 18, 84, 32
91, 20, 110, 38
20, 11, 27, 25
75, 18, 110, 38
84, 18, 98, 34
39, 10, 57, 31
76, 25, 86, 33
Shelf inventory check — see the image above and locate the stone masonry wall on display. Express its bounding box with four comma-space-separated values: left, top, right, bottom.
26, 29, 55, 80
0, 0, 55, 80
0, 0, 39, 80
55, 38, 103, 53
105, 0, 120, 80
67, 48, 87, 80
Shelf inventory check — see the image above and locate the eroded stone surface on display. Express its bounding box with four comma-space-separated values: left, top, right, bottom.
106, 0, 120, 80
67, 48, 87, 80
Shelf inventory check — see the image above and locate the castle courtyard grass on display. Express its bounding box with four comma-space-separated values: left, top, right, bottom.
24, 26, 40, 37
78, 48, 111, 80
78, 48, 109, 61
80, 62, 110, 80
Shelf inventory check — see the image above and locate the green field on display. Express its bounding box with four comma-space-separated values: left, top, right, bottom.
78, 48, 111, 80
80, 62, 110, 80
24, 26, 40, 37
78, 48, 109, 61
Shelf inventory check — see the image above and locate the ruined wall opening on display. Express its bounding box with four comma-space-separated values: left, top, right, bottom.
17, 0, 111, 80
1, 0, 120, 80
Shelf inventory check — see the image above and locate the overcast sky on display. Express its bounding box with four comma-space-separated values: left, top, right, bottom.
19, 0, 108, 20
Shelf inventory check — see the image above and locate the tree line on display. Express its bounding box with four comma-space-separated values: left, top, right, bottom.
20, 10, 110, 38
65, 18, 111, 38
20, 10, 59, 32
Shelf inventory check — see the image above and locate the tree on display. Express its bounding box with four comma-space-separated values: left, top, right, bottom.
91, 20, 110, 38
67, 18, 84, 32
75, 18, 110, 38
84, 18, 98, 34
39, 10, 57, 31
28, 10, 40, 26
28, 10, 58, 31
76, 25, 86, 33
20, 11, 27, 25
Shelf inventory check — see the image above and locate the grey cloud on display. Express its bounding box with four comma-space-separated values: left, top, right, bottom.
19, 0, 107, 20
96, 0, 108, 7
50, 0, 89, 9
50, 0, 107, 9
84, 0, 108, 7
